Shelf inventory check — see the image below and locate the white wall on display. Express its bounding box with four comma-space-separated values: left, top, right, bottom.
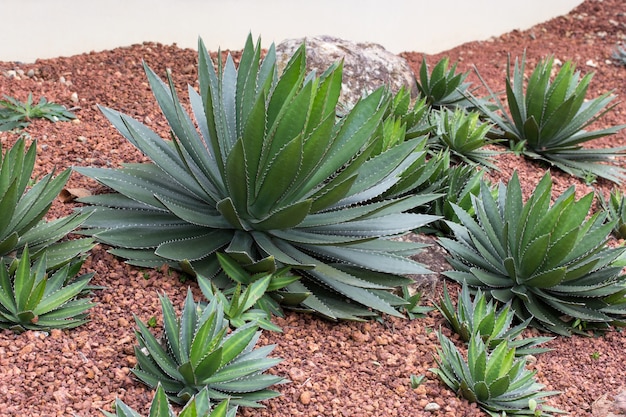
1, 0, 583, 63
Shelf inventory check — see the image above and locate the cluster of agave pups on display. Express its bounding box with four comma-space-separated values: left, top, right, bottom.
2, 32, 626, 416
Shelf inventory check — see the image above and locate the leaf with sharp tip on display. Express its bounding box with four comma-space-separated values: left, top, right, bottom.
344, 138, 422, 199
219, 323, 259, 367
14, 248, 36, 312
95, 222, 211, 250
302, 88, 387, 191
0, 178, 18, 238
217, 252, 255, 285
146, 383, 173, 417
251, 135, 304, 217
235, 35, 262, 129
224, 139, 250, 216
266, 44, 306, 136
98, 108, 209, 199
158, 292, 182, 364
219, 54, 239, 153
307, 61, 342, 132
12, 169, 70, 233
178, 289, 199, 363
519, 234, 550, 278
133, 314, 182, 381
240, 91, 267, 203
282, 114, 336, 203
33, 273, 91, 316
193, 347, 223, 382
300, 244, 432, 276
261, 81, 312, 175
485, 341, 512, 382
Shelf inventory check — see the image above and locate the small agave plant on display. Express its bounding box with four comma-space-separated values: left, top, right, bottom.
437, 282, 553, 356
472, 54, 626, 183
597, 188, 626, 240
198, 252, 303, 332
431, 330, 563, 416
611, 43, 626, 66
429, 108, 498, 168
132, 288, 285, 407
385, 87, 435, 141
439, 171, 626, 335
102, 383, 235, 417
0, 138, 94, 268
0, 93, 76, 131
75, 35, 440, 320
0, 246, 95, 332
416, 56, 474, 108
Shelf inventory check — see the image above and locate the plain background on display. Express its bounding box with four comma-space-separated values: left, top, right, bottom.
1, 0, 584, 63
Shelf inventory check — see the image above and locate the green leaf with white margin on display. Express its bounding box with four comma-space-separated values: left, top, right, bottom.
219, 322, 259, 367
133, 314, 183, 381
33, 271, 92, 316
155, 230, 233, 262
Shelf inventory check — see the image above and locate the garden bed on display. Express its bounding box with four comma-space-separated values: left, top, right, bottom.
0, 0, 625, 415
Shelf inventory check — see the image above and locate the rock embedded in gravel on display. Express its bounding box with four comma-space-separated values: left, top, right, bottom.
276, 35, 418, 108
299, 390, 312, 405
424, 402, 441, 411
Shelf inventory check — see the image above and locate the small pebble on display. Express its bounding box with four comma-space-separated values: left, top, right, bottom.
425, 402, 441, 411
70, 92, 79, 103
299, 391, 311, 405
288, 367, 307, 383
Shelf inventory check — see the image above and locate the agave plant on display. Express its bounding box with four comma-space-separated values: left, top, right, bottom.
597, 188, 626, 239
385, 87, 435, 140
424, 163, 486, 235
472, 54, 626, 183
0, 246, 95, 332
430, 330, 562, 416
611, 43, 626, 66
0, 93, 76, 131
75, 35, 440, 320
337, 87, 434, 156
132, 288, 285, 407
416, 56, 474, 108
439, 171, 626, 335
429, 108, 498, 168
437, 282, 553, 356
102, 383, 235, 417
198, 252, 303, 332
0, 138, 94, 268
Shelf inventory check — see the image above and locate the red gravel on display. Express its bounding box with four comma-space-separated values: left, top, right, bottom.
1, 0, 626, 416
